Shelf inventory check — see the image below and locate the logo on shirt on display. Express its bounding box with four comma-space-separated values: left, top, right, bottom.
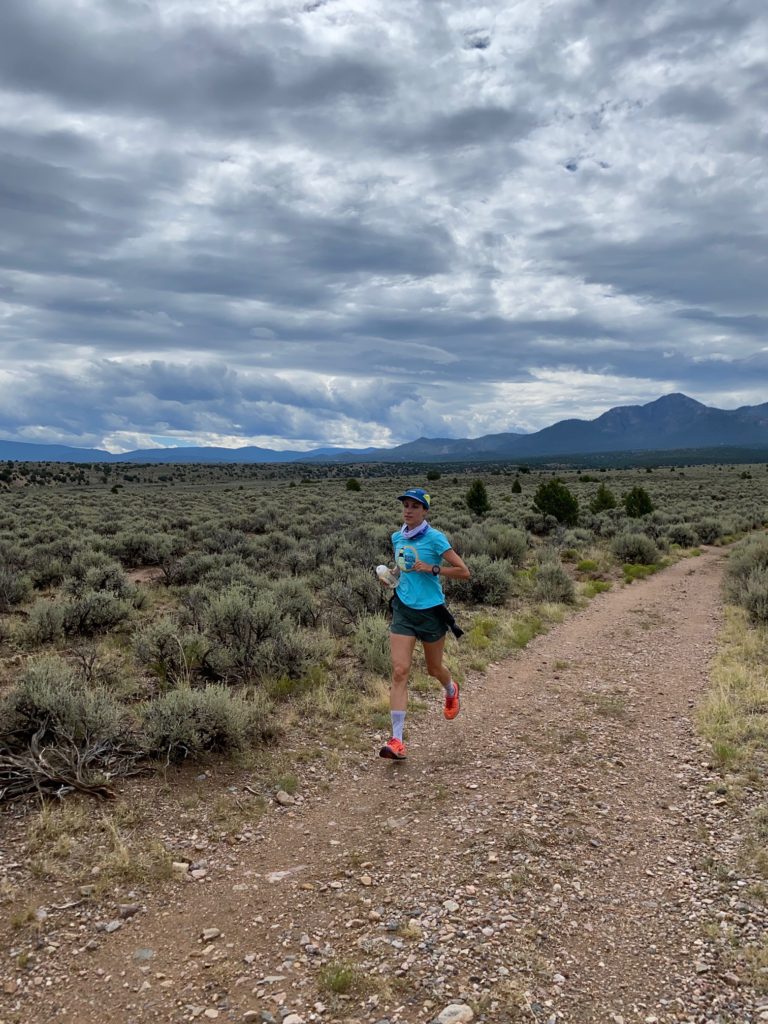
396, 545, 418, 572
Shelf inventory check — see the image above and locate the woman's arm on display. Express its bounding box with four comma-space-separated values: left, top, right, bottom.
412, 547, 470, 580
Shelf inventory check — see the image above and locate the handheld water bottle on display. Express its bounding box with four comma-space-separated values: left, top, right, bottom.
376, 564, 400, 588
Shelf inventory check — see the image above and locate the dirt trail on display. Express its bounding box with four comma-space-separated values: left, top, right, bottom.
5, 547, 765, 1023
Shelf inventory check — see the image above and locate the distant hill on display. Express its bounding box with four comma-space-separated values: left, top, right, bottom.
319, 394, 768, 462
0, 440, 378, 464
1, 394, 767, 464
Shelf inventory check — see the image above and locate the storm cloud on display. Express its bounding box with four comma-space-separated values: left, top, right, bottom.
0, 0, 766, 451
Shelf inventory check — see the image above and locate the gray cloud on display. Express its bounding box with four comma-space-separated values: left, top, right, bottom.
418, 107, 536, 151
551, 231, 768, 312
0, 359, 429, 447
0, 1, 390, 135
0, 0, 766, 451
654, 85, 734, 123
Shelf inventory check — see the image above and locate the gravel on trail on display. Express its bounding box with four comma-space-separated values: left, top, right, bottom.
3, 546, 767, 1024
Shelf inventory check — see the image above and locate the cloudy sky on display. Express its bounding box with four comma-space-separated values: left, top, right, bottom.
1, 0, 766, 452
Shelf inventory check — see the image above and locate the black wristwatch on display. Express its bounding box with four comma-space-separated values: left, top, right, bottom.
431, 564, 441, 576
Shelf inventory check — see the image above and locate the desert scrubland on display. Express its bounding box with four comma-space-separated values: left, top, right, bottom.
1, 461, 767, 1022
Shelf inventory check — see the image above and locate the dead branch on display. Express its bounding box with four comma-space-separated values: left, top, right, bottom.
0, 727, 144, 803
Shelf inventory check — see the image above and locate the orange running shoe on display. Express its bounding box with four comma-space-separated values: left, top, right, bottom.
379, 737, 407, 760
443, 681, 460, 720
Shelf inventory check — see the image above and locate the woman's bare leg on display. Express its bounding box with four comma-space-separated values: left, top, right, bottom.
389, 633, 417, 712
423, 636, 452, 687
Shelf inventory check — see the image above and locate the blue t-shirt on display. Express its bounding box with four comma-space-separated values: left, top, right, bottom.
392, 525, 452, 610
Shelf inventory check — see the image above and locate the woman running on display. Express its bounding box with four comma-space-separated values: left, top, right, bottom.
379, 487, 470, 760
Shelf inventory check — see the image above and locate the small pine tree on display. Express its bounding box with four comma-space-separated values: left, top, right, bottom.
624, 485, 653, 517
345, 478, 361, 492
590, 482, 617, 513
532, 479, 579, 526
426, 470, 441, 481
466, 479, 490, 516
511, 477, 522, 494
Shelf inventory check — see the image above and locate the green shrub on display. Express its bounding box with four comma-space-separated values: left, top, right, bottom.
484, 526, 528, 565
695, 518, 725, 545
0, 568, 31, 612
583, 579, 612, 597
19, 600, 66, 646
318, 962, 360, 996
510, 613, 544, 648
267, 665, 327, 701
562, 528, 595, 549
623, 563, 659, 583
533, 480, 579, 526
589, 509, 625, 538
202, 589, 281, 679
200, 528, 253, 556
523, 511, 560, 536
64, 561, 136, 601
30, 556, 68, 589
134, 619, 208, 688
511, 478, 522, 494
108, 531, 175, 567
194, 559, 260, 593
466, 479, 490, 516
466, 625, 490, 650
140, 686, 274, 761
577, 559, 598, 572
320, 568, 388, 634
0, 541, 28, 572
61, 551, 113, 592
202, 587, 326, 681
724, 535, 768, 620
667, 523, 698, 547
448, 555, 512, 606
426, 470, 441, 481
352, 614, 391, 676
590, 483, 617, 513
345, 478, 361, 492
271, 578, 319, 627
624, 486, 653, 518
533, 562, 576, 604
204, 586, 279, 638
62, 590, 132, 636
275, 538, 317, 578
163, 551, 222, 586
0, 656, 130, 748
741, 567, 768, 624
611, 532, 660, 565
466, 615, 498, 651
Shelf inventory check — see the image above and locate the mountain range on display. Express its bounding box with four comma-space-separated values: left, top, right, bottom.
2, 394, 767, 464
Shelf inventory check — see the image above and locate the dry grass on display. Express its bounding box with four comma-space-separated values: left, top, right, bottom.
16, 797, 175, 892
581, 689, 630, 720
298, 679, 358, 720
317, 959, 394, 999
742, 934, 768, 994
25, 800, 90, 854
698, 602, 768, 985
94, 814, 174, 886
210, 791, 266, 835
699, 606, 768, 777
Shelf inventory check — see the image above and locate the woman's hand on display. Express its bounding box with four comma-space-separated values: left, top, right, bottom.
408, 551, 470, 579
411, 560, 434, 573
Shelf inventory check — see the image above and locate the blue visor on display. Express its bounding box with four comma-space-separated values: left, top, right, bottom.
397, 488, 431, 509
